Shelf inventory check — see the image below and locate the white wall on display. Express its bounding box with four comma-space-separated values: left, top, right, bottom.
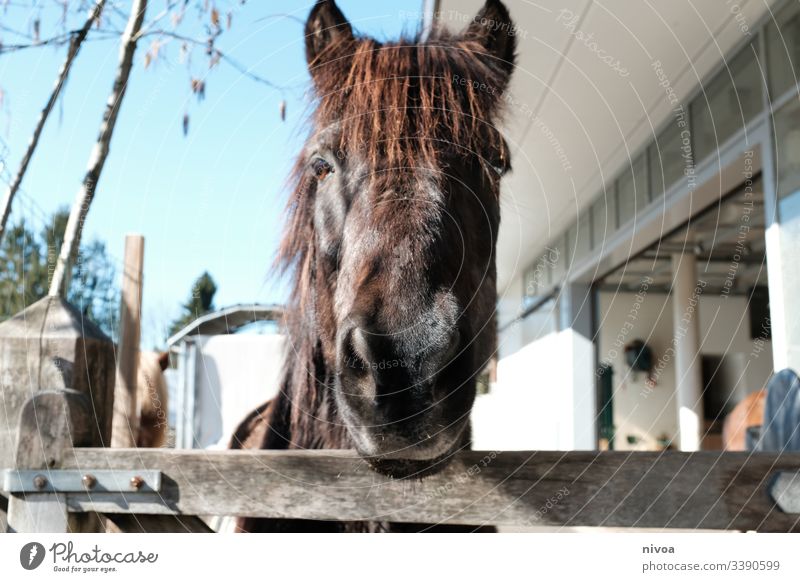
597, 291, 773, 451
473, 330, 562, 450
472, 326, 595, 451
189, 334, 285, 449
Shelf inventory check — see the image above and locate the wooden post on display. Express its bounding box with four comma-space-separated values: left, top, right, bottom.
6, 390, 94, 533
0, 295, 116, 532
112, 234, 144, 447
0, 296, 116, 468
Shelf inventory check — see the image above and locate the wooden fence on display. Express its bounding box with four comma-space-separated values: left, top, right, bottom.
3, 390, 800, 532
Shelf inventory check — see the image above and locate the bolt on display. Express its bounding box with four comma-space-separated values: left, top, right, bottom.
82, 474, 97, 489
130, 476, 144, 490
33, 475, 47, 490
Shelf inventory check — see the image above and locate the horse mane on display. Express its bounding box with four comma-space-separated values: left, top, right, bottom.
269, 30, 512, 450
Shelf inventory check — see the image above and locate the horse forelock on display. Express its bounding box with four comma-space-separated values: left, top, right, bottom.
311, 32, 512, 175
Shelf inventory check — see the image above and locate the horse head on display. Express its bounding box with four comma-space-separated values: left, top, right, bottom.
281, 0, 516, 478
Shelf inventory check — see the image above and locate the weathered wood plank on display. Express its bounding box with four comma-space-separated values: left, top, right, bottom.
56, 448, 800, 531
111, 234, 144, 448
7, 390, 96, 533
0, 297, 116, 470
7, 493, 70, 533
0, 493, 8, 532
105, 514, 214, 533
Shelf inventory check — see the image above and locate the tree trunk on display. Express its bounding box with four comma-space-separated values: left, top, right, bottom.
49, 0, 148, 298
0, 0, 107, 244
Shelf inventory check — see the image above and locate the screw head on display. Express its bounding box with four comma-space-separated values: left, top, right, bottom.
82, 474, 97, 489
32, 475, 47, 490
130, 476, 144, 490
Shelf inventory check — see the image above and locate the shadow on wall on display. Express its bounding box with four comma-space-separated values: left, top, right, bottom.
171, 334, 286, 449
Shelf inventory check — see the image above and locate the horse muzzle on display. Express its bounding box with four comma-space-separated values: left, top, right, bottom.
339, 400, 468, 478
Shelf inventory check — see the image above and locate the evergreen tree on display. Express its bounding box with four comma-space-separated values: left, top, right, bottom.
0, 208, 119, 338
169, 271, 217, 336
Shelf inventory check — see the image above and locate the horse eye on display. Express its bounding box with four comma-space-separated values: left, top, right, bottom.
489, 153, 510, 177
311, 157, 334, 181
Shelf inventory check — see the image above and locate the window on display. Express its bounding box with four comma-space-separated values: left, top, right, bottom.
549, 236, 567, 284
766, 2, 800, 100
775, 97, 800, 201
691, 42, 762, 161
607, 184, 618, 233
648, 120, 685, 200
523, 257, 548, 300
591, 196, 609, 249
523, 239, 567, 302
521, 298, 558, 345
616, 154, 648, 226
565, 222, 578, 269
575, 210, 592, 259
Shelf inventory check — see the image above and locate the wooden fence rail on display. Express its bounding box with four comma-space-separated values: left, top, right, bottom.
4, 391, 800, 532
5, 447, 800, 531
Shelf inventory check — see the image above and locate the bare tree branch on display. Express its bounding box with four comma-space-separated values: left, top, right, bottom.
0, 0, 108, 244
0, 30, 76, 53
49, 0, 148, 297
140, 29, 289, 91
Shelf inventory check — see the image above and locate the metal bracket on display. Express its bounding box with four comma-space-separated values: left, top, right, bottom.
769, 471, 800, 513
2, 469, 161, 494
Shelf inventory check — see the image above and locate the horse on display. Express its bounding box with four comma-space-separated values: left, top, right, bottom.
721, 389, 765, 451
230, 0, 517, 532
135, 351, 170, 448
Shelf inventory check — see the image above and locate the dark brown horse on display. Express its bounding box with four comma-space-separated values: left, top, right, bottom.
231, 0, 517, 532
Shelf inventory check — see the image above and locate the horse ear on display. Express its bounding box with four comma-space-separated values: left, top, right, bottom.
465, 0, 517, 75
305, 0, 354, 70
158, 351, 169, 371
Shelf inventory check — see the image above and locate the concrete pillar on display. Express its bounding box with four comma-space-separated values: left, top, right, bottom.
557, 282, 596, 450
671, 252, 704, 451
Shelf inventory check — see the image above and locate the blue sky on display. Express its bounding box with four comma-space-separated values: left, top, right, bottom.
0, 0, 424, 347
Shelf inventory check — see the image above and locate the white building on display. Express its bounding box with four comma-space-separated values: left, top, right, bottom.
167, 305, 285, 449
428, 0, 799, 452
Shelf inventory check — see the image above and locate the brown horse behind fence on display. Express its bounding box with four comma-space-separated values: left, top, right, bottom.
230, 0, 517, 531
722, 389, 766, 451
136, 351, 170, 448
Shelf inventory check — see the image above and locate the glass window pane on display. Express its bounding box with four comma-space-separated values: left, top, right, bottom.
565, 224, 577, 271
591, 197, 607, 249
767, 2, 800, 99
549, 237, 566, 284
522, 242, 563, 305
606, 184, 618, 232
775, 97, 800, 201
523, 256, 546, 301
521, 298, 558, 345
576, 209, 592, 259
616, 154, 648, 225
649, 121, 684, 200
691, 42, 762, 161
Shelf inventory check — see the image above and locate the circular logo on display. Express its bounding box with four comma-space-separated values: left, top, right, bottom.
19, 542, 46, 570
